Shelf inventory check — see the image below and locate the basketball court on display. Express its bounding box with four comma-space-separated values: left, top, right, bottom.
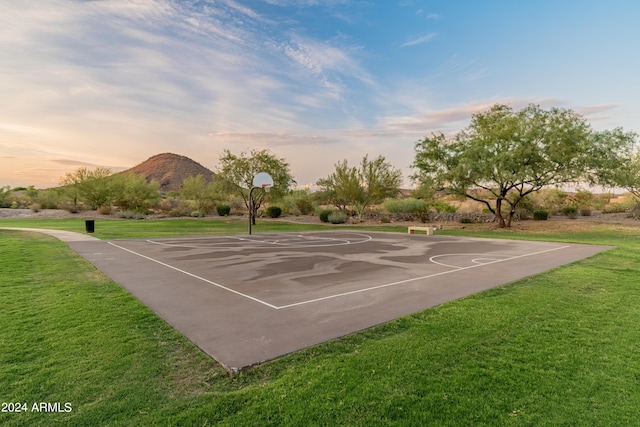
67, 230, 610, 371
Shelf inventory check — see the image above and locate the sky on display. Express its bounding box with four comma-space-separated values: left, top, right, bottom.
1, 0, 639, 189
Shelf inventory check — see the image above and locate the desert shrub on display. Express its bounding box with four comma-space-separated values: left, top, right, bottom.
573, 190, 594, 210
431, 199, 457, 213
380, 216, 391, 223
533, 188, 569, 212
227, 196, 246, 214
29, 203, 41, 213
266, 206, 282, 218
191, 211, 204, 217
561, 205, 578, 218
627, 202, 640, 220
382, 198, 427, 214
318, 209, 333, 223
511, 195, 535, 221
279, 190, 315, 216
110, 173, 161, 212
97, 206, 112, 215
459, 217, 474, 224
593, 193, 613, 210
580, 208, 592, 216
602, 203, 628, 214
328, 211, 347, 224
216, 205, 231, 216
295, 199, 315, 215
533, 209, 549, 220
61, 201, 80, 213
36, 190, 62, 209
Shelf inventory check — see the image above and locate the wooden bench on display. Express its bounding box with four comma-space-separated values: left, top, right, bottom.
408, 226, 435, 235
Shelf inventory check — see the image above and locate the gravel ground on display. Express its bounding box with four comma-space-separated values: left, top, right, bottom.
0, 208, 104, 219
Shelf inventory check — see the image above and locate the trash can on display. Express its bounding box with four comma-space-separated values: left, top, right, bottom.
85, 220, 95, 233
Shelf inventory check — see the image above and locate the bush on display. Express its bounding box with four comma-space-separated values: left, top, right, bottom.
97, 206, 112, 215
191, 211, 204, 217
459, 217, 474, 224
561, 205, 578, 219
295, 199, 315, 215
61, 202, 80, 214
29, 203, 41, 213
36, 190, 62, 209
580, 208, 592, 216
328, 211, 347, 224
533, 209, 549, 220
266, 206, 282, 218
627, 202, 640, 220
216, 205, 231, 216
382, 198, 427, 214
318, 209, 333, 223
431, 200, 457, 213
380, 216, 391, 223
602, 203, 627, 214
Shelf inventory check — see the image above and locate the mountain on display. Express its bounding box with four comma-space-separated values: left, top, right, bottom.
121, 153, 216, 192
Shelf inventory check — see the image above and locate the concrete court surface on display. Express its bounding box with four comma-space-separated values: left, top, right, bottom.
49, 230, 610, 371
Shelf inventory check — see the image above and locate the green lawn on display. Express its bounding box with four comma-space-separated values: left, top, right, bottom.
0, 216, 407, 239
1, 218, 640, 425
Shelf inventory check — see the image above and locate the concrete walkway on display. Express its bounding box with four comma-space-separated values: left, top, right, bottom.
1, 227, 100, 242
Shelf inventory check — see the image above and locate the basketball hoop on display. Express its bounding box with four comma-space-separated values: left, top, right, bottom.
249, 172, 274, 234
253, 172, 274, 189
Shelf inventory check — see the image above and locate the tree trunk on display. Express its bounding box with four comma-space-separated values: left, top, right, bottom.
495, 198, 507, 228
506, 210, 514, 228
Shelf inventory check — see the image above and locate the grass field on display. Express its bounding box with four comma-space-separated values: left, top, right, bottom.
1, 217, 640, 425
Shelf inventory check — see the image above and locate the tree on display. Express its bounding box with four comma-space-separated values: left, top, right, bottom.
181, 174, 218, 214
59, 167, 113, 209
316, 159, 362, 212
110, 173, 161, 212
412, 104, 633, 227
604, 150, 640, 200
216, 149, 295, 223
0, 186, 13, 208
317, 154, 402, 219
583, 127, 639, 197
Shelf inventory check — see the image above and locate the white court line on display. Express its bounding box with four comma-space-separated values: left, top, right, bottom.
275, 245, 571, 309
107, 242, 280, 309
108, 240, 570, 311
430, 254, 510, 269
146, 232, 372, 249
472, 258, 503, 265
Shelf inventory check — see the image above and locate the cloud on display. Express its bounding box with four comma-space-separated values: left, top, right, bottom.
400, 33, 437, 47
210, 131, 339, 146
0, 0, 374, 149
573, 103, 618, 121
48, 159, 104, 167
379, 98, 579, 134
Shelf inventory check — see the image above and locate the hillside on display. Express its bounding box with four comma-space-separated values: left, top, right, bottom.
121, 153, 215, 192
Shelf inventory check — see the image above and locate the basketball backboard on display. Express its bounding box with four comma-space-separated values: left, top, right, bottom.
252, 172, 274, 190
